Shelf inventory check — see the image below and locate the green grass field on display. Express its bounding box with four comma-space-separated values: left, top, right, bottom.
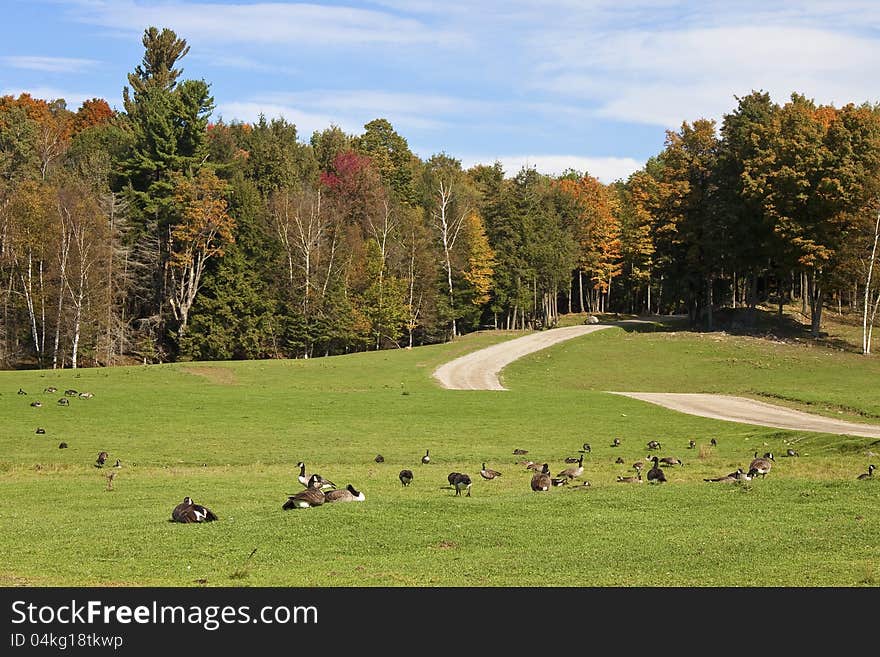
1, 315, 878, 587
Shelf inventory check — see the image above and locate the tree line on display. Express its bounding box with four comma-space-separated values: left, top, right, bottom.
2, 27, 880, 369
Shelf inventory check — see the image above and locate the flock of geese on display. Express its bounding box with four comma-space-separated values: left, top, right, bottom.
174, 439, 879, 523
13, 386, 877, 523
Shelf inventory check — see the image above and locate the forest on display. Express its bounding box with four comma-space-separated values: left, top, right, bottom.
2, 26, 880, 369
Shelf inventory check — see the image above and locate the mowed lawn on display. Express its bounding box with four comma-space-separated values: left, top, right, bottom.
1, 322, 878, 587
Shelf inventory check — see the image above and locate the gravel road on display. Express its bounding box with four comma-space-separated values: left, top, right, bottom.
433, 323, 880, 437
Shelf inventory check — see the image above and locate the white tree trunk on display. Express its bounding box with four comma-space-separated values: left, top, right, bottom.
862, 211, 880, 354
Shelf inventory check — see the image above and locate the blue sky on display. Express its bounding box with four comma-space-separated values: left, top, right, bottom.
2, 0, 879, 182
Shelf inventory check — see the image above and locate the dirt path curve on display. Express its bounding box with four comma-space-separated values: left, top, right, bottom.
433, 324, 614, 390
432, 321, 880, 437
608, 392, 880, 438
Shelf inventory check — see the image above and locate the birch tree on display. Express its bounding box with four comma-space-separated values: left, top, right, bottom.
166, 169, 234, 339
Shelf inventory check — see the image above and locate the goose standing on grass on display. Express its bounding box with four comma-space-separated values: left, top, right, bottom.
857, 464, 876, 480
580, 443, 592, 453
283, 475, 326, 509
531, 464, 552, 492
172, 496, 218, 523
480, 463, 502, 480
30, 401, 42, 408
710, 438, 718, 447
647, 440, 662, 450
688, 440, 696, 449
647, 456, 667, 483
95, 451, 108, 467
748, 452, 774, 479
615, 456, 625, 465
448, 472, 472, 497
610, 438, 621, 447
374, 454, 385, 463
399, 469, 413, 486
18, 388, 27, 395
35, 427, 45, 434
556, 454, 584, 481
325, 484, 366, 503
421, 449, 431, 464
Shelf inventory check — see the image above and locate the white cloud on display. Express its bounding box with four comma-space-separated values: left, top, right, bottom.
0, 55, 99, 73
458, 154, 643, 184
66, 0, 462, 47
214, 101, 355, 137
533, 25, 880, 128
1, 86, 98, 110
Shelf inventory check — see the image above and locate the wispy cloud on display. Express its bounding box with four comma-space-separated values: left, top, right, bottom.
0, 55, 99, 73
1, 86, 98, 109
458, 154, 643, 184
533, 24, 880, 128
218, 89, 504, 135
64, 0, 463, 47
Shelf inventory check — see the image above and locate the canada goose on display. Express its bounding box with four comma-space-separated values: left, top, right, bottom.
64, 389, 77, 397
295, 462, 336, 490
704, 474, 737, 483
480, 463, 502, 480
44, 387, 57, 393
525, 462, 542, 471
399, 469, 413, 486
615, 456, 625, 464
580, 443, 592, 453
556, 454, 584, 480
421, 449, 431, 464
705, 468, 747, 483
857, 464, 876, 480
551, 477, 569, 487
106, 471, 116, 491
687, 440, 696, 449
18, 388, 27, 395
617, 472, 643, 484
564, 456, 580, 464
57, 398, 69, 406
95, 451, 108, 467
611, 438, 621, 447
748, 452, 774, 479
448, 472, 472, 496
113, 459, 122, 468
783, 449, 799, 457
296, 461, 310, 486
30, 401, 42, 408
646, 456, 667, 483
647, 440, 662, 450
659, 456, 684, 467
58, 442, 68, 449
325, 484, 366, 503
78, 392, 94, 399
710, 438, 718, 447
35, 427, 45, 434
374, 454, 385, 463
633, 460, 646, 472
172, 496, 218, 523
513, 448, 529, 455
531, 464, 552, 491
283, 475, 326, 509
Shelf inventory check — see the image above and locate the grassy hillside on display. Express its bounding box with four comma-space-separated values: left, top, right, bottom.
1, 318, 878, 586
